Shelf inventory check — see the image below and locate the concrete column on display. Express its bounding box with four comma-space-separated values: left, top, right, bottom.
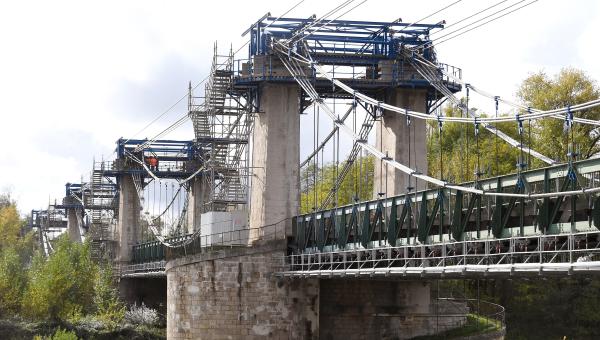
117, 175, 140, 263
66, 208, 82, 243
374, 88, 428, 198
249, 83, 300, 242
186, 176, 210, 234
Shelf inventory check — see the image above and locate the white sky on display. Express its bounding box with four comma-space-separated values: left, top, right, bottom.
1, 0, 599, 213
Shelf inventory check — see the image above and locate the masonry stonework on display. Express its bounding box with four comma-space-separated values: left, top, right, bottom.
166, 240, 319, 339
166, 240, 469, 339
320, 279, 440, 340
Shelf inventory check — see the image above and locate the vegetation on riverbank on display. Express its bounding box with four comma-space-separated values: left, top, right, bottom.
0, 194, 165, 339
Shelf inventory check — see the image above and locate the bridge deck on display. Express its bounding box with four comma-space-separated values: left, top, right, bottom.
280, 231, 600, 278
126, 159, 600, 278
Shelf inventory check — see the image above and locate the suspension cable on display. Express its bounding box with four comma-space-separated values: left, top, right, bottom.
273, 39, 600, 199
417, 0, 538, 48
398, 0, 464, 34
429, 0, 510, 36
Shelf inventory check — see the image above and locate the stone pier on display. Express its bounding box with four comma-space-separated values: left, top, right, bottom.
248, 83, 300, 241
374, 88, 428, 198
116, 174, 140, 263
166, 241, 319, 339
66, 208, 82, 243
186, 176, 210, 234
165, 243, 466, 340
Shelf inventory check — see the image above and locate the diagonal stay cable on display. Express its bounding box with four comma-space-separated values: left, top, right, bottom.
273, 39, 600, 199
407, 52, 556, 165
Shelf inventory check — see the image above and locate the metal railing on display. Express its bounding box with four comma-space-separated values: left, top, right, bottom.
293, 158, 600, 252
233, 57, 461, 89
280, 231, 600, 278
118, 260, 167, 277
416, 298, 505, 337
132, 220, 288, 264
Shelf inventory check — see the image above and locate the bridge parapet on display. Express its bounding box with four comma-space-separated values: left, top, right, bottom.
293, 157, 600, 252
129, 220, 287, 267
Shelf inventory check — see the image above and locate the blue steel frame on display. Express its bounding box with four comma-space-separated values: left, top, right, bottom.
103, 138, 204, 179
65, 182, 82, 197
246, 17, 442, 62
116, 138, 199, 161
235, 16, 461, 111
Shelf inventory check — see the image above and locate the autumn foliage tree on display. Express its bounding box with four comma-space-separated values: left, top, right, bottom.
518, 68, 600, 161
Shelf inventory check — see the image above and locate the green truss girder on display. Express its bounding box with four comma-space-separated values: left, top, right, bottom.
291, 158, 600, 253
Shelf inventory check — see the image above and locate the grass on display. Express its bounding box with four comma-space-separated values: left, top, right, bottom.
411, 314, 503, 340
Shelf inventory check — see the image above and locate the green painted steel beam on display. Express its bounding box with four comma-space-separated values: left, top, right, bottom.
296, 157, 600, 223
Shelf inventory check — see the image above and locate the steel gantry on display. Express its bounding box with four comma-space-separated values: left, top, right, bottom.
29, 208, 67, 256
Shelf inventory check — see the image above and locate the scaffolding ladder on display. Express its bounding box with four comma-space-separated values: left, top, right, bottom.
87, 162, 118, 261
189, 43, 253, 212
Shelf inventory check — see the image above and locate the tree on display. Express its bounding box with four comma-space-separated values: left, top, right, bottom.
0, 247, 28, 315
300, 155, 374, 213
424, 69, 599, 183
22, 235, 97, 320
0, 196, 36, 316
426, 104, 527, 183
0, 202, 22, 251
518, 68, 600, 161
93, 264, 125, 326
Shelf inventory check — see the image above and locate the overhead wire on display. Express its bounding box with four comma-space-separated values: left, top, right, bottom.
429, 0, 510, 36
397, 0, 464, 33
287, 0, 356, 43
295, 0, 368, 42
128, 0, 309, 154
428, 0, 541, 47
274, 39, 600, 199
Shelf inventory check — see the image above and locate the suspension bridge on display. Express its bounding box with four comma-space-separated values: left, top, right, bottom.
27, 1, 600, 339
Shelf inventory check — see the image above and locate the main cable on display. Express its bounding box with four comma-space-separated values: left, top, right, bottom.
123, 0, 308, 153
398, 0, 464, 33
434, 0, 541, 47
275, 39, 600, 199
429, 0, 510, 36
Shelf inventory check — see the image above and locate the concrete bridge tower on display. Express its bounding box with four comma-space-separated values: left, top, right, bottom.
165, 16, 464, 340
116, 174, 141, 263
248, 72, 300, 240
374, 74, 428, 198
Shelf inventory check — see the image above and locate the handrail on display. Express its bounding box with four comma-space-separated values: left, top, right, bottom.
131, 220, 288, 264
279, 230, 600, 277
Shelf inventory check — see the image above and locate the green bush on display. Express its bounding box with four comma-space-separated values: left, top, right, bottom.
34, 328, 79, 340
22, 235, 97, 320
51, 328, 78, 340
0, 247, 27, 315
93, 265, 125, 327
